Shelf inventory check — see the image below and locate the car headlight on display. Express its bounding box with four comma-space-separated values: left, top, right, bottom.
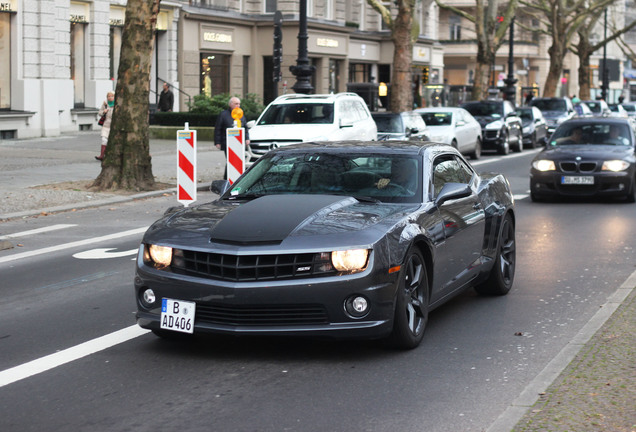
532, 160, 556, 171
146, 244, 173, 268
485, 120, 504, 130
331, 249, 369, 272
602, 160, 630, 172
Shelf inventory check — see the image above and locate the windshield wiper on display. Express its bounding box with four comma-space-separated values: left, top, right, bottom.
352, 195, 382, 203
225, 193, 267, 201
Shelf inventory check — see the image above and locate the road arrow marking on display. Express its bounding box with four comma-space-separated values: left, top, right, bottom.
73, 248, 139, 260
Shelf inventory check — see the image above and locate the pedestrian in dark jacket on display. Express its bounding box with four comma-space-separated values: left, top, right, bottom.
158, 83, 174, 112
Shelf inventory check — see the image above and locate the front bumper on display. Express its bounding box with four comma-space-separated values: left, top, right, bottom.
134, 259, 400, 340
530, 169, 634, 198
482, 129, 506, 150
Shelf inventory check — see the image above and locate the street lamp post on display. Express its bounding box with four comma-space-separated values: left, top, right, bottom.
289, 0, 315, 94
601, 8, 609, 100
502, 17, 518, 106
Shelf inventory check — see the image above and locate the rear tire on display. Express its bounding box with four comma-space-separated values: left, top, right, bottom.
475, 213, 515, 296
387, 248, 429, 349
470, 138, 482, 160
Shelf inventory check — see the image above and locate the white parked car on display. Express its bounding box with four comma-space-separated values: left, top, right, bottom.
246, 93, 377, 164
414, 107, 482, 159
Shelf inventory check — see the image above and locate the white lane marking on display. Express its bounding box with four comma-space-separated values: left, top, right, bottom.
513, 194, 529, 200
0, 224, 77, 240
0, 325, 150, 388
73, 248, 139, 260
0, 227, 148, 264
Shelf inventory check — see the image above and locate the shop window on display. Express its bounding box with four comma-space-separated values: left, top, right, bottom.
201, 53, 230, 98
349, 63, 371, 83
243, 55, 250, 96
71, 22, 87, 108
0, 13, 10, 109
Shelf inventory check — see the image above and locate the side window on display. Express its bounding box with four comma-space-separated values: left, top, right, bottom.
432, 155, 473, 197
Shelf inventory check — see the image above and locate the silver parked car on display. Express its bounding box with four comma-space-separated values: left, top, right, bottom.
415, 107, 482, 159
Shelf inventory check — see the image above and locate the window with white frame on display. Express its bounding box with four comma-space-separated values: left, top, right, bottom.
449, 14, 461, 40
265, 0, 277, 13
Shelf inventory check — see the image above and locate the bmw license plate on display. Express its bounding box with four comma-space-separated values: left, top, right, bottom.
160, 298, 196, 334
561, 176, 594, 185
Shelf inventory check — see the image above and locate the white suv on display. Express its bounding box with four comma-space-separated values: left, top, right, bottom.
247, 93, 377, 163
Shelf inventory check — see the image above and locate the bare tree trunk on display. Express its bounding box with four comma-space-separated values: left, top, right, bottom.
92, 0, 159, 191
543, 42, 565, 97
389, 1, 415, 112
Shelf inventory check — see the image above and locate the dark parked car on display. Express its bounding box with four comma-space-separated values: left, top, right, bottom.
135, 141, 516, 349
461, 100, 522, 154
372, 111, 429, 141
516, 106, 548, 148
530, 97, 575, 134
530, 118, 636, 202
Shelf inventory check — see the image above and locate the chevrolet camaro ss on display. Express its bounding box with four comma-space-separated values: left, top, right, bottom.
135, 141, 516, 349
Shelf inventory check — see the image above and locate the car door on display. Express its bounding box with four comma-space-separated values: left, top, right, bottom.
533, 107, 548, 143
454, 110, 471, 152
429, 154, 486, 302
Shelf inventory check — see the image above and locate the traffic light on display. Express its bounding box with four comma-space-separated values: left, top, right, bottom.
273, 11, 283, 83
421, 66, 429, 84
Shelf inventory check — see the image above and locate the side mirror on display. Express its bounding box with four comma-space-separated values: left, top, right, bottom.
210, 179, 231, 196
435, 182, 472, 206
246, 120, 256, 129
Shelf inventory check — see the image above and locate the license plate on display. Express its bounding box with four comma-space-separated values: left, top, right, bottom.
160, 298, 196, 334
561, 176, 594, 185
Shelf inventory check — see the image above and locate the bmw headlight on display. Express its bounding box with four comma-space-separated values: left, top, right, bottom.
532, 160, 556, 171
602, 160, 630, 172
331, 249, 369, 272
145, 244, 173, 268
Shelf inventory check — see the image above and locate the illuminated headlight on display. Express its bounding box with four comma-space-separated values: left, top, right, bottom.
485, 120, 504, 130
602, 160, 630, 172
145, 244, 173, 267
532, 160, 556, 171
331, 249, 369, 272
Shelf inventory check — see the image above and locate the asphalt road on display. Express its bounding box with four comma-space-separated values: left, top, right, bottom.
1, 150, 635, 432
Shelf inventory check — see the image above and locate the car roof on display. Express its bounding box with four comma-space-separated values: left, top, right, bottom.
414, 107, 463, 112
559, 117, 631, 126
270, 92, 362, 104
264, 140, 452, 156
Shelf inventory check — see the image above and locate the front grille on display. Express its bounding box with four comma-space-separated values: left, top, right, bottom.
196, 304, 329, 326
485, 130, 499, 139
559, 161, 598, 173
172, 250, 337, 282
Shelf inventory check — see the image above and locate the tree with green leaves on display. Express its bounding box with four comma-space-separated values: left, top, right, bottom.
435, 0, 517, 100
91, 0, 160, 191
366, 0, 417, 112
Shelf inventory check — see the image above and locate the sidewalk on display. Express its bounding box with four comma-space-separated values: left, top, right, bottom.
0, 131, 634, 432
0, 130, 225, 220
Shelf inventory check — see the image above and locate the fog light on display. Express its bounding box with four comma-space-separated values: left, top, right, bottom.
345, 295, 369, 318
142, 289, 156, 307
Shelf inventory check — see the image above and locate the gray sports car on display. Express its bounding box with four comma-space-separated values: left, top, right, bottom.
135, 141, 516, 349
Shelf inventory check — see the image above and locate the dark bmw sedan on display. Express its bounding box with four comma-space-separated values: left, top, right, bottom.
135, 141, 516, 349
530, 118, 636, 202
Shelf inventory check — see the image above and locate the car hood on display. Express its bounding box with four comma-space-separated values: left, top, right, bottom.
537, 144, 634, 161
144, 194, 418, 249
249, 124, 336, 142
472, 116, 500, 128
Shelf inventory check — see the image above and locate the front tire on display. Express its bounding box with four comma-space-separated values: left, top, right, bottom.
388, 248, 429, 349
470, 137, 482, 160
626, 175, 636, 203
498, 131, 510, 155
475, 213, 516, 296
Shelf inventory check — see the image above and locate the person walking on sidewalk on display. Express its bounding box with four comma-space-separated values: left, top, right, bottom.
158, 83, 174, 112
214, 96, 250, 179
96, 91, 115, 161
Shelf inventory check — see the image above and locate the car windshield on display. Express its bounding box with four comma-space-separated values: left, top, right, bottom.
532, 99, 566, 112
226, 152, 423, 203
516, 109, 533, 121
550, 123, 632, 146
373, 115, 404, 133
257, 103, 334, 125
463, 103, 503, 118
622, 104, 635, 112
419, 112, 452, 126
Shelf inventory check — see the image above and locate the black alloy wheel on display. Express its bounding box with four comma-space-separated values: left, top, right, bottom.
475, 213, 516, 295
388, 248, 429, 349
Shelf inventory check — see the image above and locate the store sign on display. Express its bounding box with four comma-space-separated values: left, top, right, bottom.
109, 6, 125, 26
70, 1, 89, 23
413, 46, 430, 63
0, 2, 15, 12
203, 32, 232, 43
317, 38, 339, 48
